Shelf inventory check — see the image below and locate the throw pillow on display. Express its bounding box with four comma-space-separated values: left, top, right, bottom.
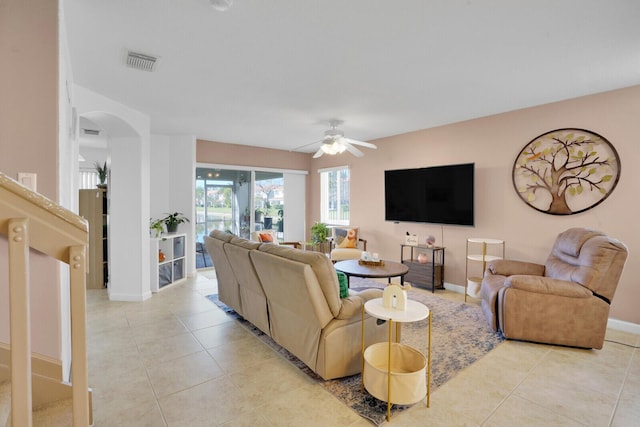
336, 271, 349, 298
335, 227, 358, 249
259, 232, 274, 243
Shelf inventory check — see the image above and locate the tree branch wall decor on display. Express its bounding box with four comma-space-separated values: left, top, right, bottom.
512, 128, 620, 215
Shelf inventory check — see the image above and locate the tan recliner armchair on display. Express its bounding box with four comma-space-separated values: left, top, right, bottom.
480, 228, 627, 349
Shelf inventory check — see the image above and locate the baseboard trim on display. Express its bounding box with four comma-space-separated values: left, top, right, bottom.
444, 282, 464, 294
607, 318, 640, 335
107, 290, 152, 301
0, 343, 62, 380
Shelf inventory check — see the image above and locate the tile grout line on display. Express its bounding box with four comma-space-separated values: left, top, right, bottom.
478, 345, 552, 426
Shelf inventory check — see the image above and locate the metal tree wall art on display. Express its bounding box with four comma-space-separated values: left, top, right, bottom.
512, 128, 620, 215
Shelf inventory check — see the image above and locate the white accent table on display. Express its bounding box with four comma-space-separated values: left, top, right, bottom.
361, 298, 431, 422
465, 238, 505, 301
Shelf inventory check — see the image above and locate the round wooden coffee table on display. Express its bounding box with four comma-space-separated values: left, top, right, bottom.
334, 259, 409, 287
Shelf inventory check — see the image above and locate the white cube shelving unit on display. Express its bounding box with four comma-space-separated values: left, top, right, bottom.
150, 233, 186, 292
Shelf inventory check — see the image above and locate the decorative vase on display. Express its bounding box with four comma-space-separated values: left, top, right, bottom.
425, 235, 436, 247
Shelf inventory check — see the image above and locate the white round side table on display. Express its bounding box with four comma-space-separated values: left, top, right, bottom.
361, 298, 431, 422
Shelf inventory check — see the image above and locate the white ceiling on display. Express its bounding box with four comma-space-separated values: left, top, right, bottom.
64, 0, 640, 153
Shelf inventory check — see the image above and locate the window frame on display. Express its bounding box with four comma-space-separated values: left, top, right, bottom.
319, 165, 350, 226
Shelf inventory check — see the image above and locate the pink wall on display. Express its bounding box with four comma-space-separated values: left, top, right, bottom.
0, 0, 62, 356
196, 139, 312, 171
312, 85, 640, 325
197, 87, 639, 325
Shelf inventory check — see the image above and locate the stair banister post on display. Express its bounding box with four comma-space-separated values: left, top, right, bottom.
8, 217, 33, 426
69, 244, 90, 426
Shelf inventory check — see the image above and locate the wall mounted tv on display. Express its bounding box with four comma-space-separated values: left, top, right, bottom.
384, 163, 475, 226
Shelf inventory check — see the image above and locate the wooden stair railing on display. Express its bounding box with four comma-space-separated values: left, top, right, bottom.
0, 172, 90, 426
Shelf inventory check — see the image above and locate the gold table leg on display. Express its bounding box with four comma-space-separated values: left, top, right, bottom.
387, 318, 393, 422
427, 312, 432, 408
361, 305, 365, 393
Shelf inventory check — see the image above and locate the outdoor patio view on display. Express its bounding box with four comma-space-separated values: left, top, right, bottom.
195, 168, 284, 245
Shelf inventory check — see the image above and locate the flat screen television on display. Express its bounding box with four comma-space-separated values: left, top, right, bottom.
384, 163, 475, 226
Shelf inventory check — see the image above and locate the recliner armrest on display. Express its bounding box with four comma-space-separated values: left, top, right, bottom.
506, 275, 593, 298
488, 259, 545, 277
335, 288, 384, 319
349, 288, 382, 303
336, 296, 363, 319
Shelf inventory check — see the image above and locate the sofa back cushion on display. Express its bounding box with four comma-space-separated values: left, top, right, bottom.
249, 248, 334, 370
545, 227, 628, 302
257, 244, 342, 317
224, 236, 270, 334
204, 231, 242, 314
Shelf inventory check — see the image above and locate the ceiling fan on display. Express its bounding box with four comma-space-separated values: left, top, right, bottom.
295, 120, 377, 158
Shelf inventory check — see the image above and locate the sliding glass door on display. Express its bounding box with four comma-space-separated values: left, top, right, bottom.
195, 169, 251, 243
254, 171, 284, 237
195, 165, 306, 268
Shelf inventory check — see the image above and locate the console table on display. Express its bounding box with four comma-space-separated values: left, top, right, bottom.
400, 244, 445, 292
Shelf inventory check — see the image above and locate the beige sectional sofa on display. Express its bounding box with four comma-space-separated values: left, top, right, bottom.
204, 230, 392, 380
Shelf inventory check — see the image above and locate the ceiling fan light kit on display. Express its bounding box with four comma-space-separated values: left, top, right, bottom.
209, 0, 234, 11
303, 120, 377, 158
321, 140, 347, 155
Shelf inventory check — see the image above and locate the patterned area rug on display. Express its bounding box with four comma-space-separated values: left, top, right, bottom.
207, 278, 503, 425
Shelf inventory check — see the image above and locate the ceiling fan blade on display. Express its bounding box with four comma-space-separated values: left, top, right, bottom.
343, 138, 377, 149
312, 147, 325, 158
343, 142, 364, 157
291, 139, 323, 152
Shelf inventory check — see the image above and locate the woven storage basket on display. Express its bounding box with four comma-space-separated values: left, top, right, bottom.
363, 342, 427, 405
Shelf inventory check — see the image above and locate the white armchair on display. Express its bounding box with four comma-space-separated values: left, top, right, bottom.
329, 226, 367, 262
250, 229, 302, 249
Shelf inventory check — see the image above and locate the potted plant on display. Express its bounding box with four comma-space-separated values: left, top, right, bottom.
149, 218, 164, 238
255, 208, 265, 224
263, 202, 274, 229
162, 212, 190, 234
95, 161, 108, 188
311, 222, 329, 244
277, 209, 284, 233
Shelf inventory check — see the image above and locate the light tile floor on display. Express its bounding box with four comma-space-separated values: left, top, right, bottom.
87, 270, 640, 426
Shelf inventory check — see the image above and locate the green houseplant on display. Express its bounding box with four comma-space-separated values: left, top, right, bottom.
95, 161, 108, 188
311, 222, 329, 244
149, 218, 164, 238
162, 212, 190, 234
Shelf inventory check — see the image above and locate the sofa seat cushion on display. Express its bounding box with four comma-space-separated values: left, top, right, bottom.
331, 248, 363, 261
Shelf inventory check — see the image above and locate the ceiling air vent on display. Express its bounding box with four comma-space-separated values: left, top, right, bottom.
82, 128, 100, 136
126, 51, 158, 72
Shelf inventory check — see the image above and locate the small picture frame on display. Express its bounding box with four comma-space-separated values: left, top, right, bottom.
405, 234, 418, 246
